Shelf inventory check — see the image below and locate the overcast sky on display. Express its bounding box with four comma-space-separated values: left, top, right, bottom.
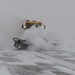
0, 0, 75, 40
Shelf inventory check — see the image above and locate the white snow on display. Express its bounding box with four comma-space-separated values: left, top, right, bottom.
0, 66, 12, 75
16, 51, 54, 65
54, 66, 75, 75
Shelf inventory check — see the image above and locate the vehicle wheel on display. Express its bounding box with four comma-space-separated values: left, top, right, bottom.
36, 24, 39, 28
22, 25, 24, 29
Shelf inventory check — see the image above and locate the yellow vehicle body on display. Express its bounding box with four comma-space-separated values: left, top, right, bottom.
25, 21, 42, 25
22, 20, 45, 29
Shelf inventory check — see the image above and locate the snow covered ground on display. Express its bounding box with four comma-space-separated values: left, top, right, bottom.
63, 40, 75, 52
0, 47, 75, 75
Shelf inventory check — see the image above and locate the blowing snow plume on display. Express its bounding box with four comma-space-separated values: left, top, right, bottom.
21, 26, 62, 51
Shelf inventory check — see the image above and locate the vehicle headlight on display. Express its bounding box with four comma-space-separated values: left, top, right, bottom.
22, 25, 26, 29
41, 25, 44, 29
41, 25, 45, 29
23, 25, 26, 28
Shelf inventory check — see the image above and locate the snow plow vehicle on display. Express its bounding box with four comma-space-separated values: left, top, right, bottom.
13, 20, 46, 50
21, 20, 46, 30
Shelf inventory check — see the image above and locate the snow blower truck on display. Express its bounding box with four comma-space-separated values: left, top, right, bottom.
21, 20, 46, 30
13, 20, 46, 50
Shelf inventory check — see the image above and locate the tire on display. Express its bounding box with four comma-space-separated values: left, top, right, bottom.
22, 25, 24, 29
36, 24, 39, 28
